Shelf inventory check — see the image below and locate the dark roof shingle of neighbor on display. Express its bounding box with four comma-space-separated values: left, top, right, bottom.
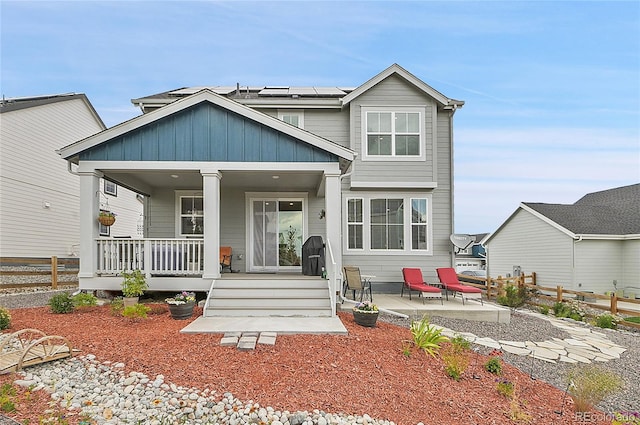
523, 183, 640, 235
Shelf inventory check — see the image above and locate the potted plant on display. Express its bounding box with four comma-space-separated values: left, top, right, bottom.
165, 291, 196, 319
352, 300, 379, 327
98, 211, 117, 226
121, 269, 148, 307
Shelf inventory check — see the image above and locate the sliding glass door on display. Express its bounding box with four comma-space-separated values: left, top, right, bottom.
250, 198, 304, 272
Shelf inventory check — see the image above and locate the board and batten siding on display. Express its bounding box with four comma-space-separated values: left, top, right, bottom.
348, 74, 438, 184
486, 209, 575, 288
0, 98, 103, 257
574, 240, 623, 294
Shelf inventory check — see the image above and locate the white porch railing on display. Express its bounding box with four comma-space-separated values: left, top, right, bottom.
96, 238, 204, 276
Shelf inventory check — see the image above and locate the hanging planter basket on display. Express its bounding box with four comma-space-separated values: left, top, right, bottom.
98, 215, 116, 226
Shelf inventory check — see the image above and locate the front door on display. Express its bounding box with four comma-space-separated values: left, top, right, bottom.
249, 197, 304, 272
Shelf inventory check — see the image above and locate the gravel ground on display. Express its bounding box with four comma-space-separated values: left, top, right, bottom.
380, 309, 640, 415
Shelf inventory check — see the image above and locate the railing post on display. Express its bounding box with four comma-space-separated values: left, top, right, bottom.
611, 292, 618, 315
144, 240, 152, 279
51, 256, 58, 289
556, 285, 562, 303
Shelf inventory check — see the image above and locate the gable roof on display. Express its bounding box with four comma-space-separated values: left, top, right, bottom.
341, 63, 464, 109
59, 89, 355, 165
488, 184, 640, 242
0, 93, 105, 128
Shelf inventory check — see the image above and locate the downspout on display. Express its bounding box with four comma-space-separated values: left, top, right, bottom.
572, 235, 583, 290
448, 106, 457, 267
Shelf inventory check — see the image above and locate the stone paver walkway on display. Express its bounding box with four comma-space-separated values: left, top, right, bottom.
220, 332, 277, 350
435, 311, 626, 364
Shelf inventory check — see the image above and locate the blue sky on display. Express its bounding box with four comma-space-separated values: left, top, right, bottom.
2, 1, 638, 234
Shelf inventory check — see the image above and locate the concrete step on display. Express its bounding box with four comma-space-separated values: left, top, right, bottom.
212, 288, 329, 298
214, 279, 327, 289
205, 306, 332, 317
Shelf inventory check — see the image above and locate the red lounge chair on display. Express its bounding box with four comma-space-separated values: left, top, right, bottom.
436, 267, 483, 305
401, 268, 443, 304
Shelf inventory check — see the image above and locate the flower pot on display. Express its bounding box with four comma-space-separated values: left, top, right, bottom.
98, 215, 116, 226
353, 309, 379, 327
168, 302, 195, 320
123, 297, 139, 308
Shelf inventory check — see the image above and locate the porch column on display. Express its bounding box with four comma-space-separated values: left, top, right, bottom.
202, 171, 221, 279
78, 170, 103, 279
324, 170, 342, 295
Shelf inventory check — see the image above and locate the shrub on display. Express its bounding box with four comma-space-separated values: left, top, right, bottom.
594, 313, 619, 329
110, 297, 124, 316
497, 284, 529, 309
410, 316, 449, 357
48, 293, 75, 314
441, 343, 470, 381
553, 300, 586, 321
567, 364, 622, 412
496, 378, 514, 398
484, 357, 502, 375
122, 303, 150, 320
0, 307, 11, 331
72, 292, 98, 308
0, 383, 16, 413
451, 334, 471, 351
121, 269, 148, 298
539, 305, 549, 315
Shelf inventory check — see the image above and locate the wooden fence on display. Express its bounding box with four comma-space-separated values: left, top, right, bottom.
0, 257, 79, 290
458, 272, 640, 327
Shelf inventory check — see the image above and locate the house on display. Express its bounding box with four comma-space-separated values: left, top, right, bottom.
57, 64, 464, 317
454, 233, 488, 272
0, 94, 142, 264
484, 184, 640, 297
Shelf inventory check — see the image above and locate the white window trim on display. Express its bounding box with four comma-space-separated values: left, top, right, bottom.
277, 110, 304, 129
174, 190, 204, 238
361, 106, 426, 162
343, 192, 432, 255
346, 198, 364, 251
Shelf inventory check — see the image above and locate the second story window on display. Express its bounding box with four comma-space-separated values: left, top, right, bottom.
363, 107, 424, 160
278, 110, 304, 129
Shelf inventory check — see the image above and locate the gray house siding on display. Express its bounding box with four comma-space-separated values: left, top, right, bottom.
258, 109, 350, 149
486, 210, 574, 288
80, 103, 337, 164
349, 75, 438, 184
574, 240, 623, 294
622, 240, 640, 297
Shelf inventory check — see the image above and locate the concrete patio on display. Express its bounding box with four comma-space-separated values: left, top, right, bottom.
181, 291, 510, 335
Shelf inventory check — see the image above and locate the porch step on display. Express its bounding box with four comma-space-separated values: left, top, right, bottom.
206, 277, 332, 317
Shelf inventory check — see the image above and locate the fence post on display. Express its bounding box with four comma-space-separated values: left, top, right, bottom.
531, 272, 536, 286
487, 276, 491, 300
497, 278, 504, 297
556, 285, 562, 303
51, 256, 58, 290
611, 292, 618, 315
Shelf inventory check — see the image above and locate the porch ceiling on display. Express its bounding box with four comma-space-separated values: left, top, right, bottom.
106, 170, 324, 194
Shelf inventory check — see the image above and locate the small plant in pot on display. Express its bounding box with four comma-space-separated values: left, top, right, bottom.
352, 301, 379, 327
121, 269, 148, 307
165, 291, 196, 319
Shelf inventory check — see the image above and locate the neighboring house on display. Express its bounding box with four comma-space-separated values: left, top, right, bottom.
57, 64, 464, 317
454, 233, 488, 272
485, 184, 640, 297
0, 94, 142, 262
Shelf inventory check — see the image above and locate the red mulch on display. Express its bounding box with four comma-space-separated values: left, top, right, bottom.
0, 305, 610, 424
